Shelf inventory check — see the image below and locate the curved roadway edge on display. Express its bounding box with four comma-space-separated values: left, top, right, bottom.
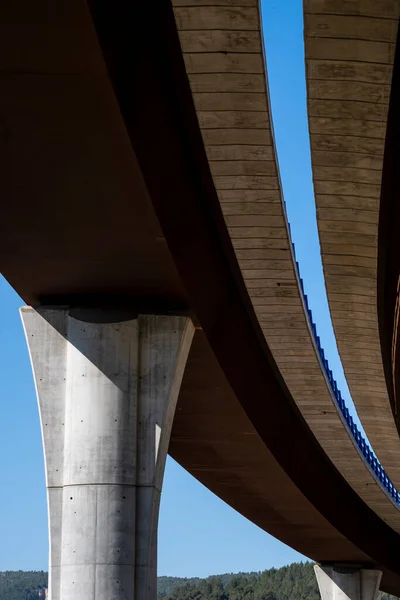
174, 329, 375, 564
84, 0, 400, 590
4, 0, 400, 593
304, 1, 400, 486
170, 0, 400, 529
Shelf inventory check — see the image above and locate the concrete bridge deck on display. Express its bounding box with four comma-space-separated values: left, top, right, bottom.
304, 0, 400, 488
171, 0, 400, 528
2, 0, 400, 596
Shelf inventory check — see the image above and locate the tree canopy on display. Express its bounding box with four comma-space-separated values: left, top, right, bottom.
158, 563, 397, 600
0, 571, 47, 600
1, 562, 397, 600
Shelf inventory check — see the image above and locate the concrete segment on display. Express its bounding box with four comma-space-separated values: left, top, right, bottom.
21, 308, 194, 600
172, 0, 400, 531
305, 0, 400, 488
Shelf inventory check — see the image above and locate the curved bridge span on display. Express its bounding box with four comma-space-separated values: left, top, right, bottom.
1, 1, 400, 599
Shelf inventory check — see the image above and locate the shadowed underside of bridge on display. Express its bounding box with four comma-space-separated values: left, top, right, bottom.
2, 0, 400, 594
171, 0, 400, 530
378, 4, 400, 460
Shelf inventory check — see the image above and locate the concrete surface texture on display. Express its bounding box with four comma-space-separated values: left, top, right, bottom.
6, 1, 400, 595
305, 0, 400, 487
21, 308, 194, 600
171, 0, 400, 530
315, 565, 382, 600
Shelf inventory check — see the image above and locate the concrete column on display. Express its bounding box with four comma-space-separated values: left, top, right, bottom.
21, 308, 194, 600
314, 565, 382, 600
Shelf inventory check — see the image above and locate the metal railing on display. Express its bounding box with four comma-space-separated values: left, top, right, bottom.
291, 242, 400, 505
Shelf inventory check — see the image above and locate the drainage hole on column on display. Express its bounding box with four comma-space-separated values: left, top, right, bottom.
70, 497, 73, 500
81, 420, 83, 423
122, 496, 126, 500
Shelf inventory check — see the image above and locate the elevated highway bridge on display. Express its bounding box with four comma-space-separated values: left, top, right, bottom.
1, 1, 400, 599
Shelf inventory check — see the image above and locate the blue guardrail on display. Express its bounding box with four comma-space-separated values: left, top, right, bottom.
291, 241, 400, 505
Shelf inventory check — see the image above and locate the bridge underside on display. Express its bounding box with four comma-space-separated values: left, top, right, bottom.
3, 0, 400, 596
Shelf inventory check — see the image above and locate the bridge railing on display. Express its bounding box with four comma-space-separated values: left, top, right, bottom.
291, 241, 400, 505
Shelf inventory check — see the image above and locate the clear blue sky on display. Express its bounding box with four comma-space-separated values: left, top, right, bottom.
0, 0, 362, 577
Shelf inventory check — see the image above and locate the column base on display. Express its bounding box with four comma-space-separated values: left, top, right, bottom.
314, 565, 382, 600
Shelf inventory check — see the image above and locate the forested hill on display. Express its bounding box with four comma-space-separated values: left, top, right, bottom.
0, 571, 47, 600
158, 563, 397, 600
1, 562, 398, 600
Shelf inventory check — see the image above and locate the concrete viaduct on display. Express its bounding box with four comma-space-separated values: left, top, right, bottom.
1, 1, 400, 599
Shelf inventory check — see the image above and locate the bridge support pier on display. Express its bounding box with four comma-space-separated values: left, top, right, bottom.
314, 565, 382, 600
21, 308, 194, 600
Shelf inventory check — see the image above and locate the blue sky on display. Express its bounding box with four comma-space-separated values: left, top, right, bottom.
0, 0, 362, 577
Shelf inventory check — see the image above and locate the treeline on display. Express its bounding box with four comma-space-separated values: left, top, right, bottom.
0, 571, 47, 600
159, 562, 321, 600
158, 563, 398, 600
1, 562, 399, 600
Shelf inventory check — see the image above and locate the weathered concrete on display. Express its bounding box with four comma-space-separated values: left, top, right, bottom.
21, 308, 194, 600
315, 565, 382, 600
